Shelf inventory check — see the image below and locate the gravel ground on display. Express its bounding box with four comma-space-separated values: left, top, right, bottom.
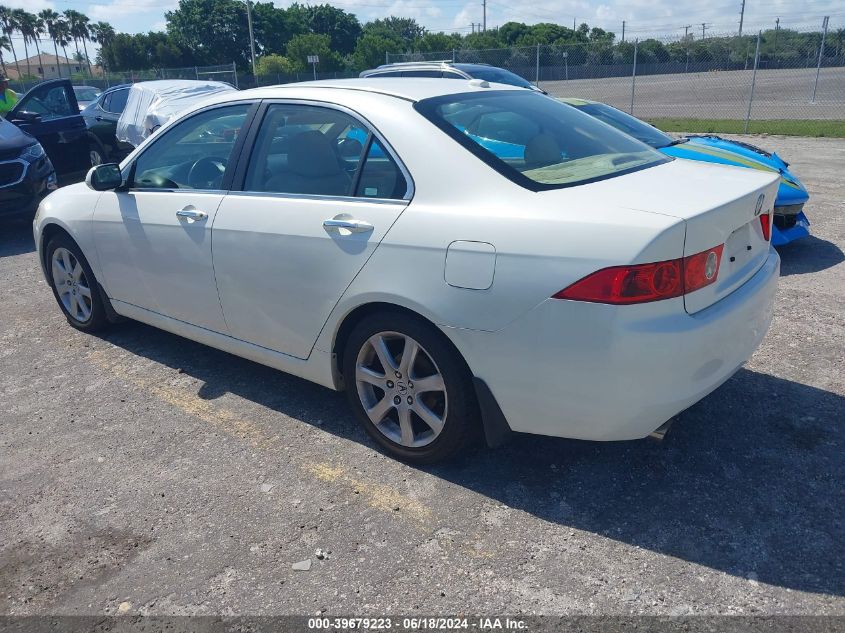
541, 67, 845, 119
0, 135, 843, 617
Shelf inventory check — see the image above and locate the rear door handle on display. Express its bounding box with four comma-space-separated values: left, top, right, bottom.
323, 216, 373, 233
176, 208, 208, 221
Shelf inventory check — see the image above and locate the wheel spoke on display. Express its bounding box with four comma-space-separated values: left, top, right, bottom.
52, 260, 67, 285
370, 334, 398, 373
398, 407, 414, 445
399, 337, 419, 377
72, 262, 84, 281
366, 395, 393, 425
412, 400, 444, 435
356, 365, 385, 387
78, 285, 92, 299
68, 293, 79, 319
61, 250, 72, 273
412, 373, 444, 394
77, 297, 92, 321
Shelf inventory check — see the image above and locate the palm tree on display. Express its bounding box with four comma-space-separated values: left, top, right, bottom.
64, 10, 91, 76
89, 21, 115, 75
11, 9, 34, 79
0, 6, 21, 80
54, 18, 72, 74
31, 13, 45, 77
0, 33, 9, 76
39, 9, 62, 78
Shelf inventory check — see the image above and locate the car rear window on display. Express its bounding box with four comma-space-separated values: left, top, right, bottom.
415, 90, 669, 190
455, 65, 534, 89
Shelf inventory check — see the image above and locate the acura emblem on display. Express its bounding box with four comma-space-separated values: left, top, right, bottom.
754, 194, 765, 216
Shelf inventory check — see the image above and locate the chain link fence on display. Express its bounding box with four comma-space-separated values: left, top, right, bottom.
388, 27, 845, 131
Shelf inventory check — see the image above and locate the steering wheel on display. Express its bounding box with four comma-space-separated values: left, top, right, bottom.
188, 157, 227, 189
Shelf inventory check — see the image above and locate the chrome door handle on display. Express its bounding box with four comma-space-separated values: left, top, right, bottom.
176, 208, 207, 220
323, 217, 374, 233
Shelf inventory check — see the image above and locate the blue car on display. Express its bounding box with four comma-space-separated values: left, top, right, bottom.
559, 98, 810, 246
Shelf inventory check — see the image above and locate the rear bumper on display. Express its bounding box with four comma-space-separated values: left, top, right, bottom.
772, 211, 810, 247
450, 250, 780, 441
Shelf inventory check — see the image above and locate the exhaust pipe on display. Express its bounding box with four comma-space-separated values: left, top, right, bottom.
649, 418, 674, 441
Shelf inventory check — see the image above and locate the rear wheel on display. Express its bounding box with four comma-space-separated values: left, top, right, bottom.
88, 135, 106, 167
46, 234, 110, 331
343, 313, 478, 463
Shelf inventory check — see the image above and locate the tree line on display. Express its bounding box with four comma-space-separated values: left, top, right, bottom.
3, 0, 844, 80
0, 6, 115, 79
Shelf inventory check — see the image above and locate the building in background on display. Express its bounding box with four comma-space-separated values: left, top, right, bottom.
5, 54, 102, 80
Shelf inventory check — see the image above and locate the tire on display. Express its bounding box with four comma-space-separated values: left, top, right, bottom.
46, 234, 110, 332
88, 135, 107, 167
343, 312, 479, 463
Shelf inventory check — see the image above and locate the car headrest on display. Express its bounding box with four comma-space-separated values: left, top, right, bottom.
289, 130, 342, 177
524, 133, 561, 168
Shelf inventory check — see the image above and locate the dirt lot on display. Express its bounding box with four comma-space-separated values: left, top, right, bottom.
541, 67, 845, 120
1, 135, 843, 617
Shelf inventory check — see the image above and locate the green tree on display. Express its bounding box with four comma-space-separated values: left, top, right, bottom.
285, 32, 342, 72
352, 33, 400, 70
11, 10, 35, 78
39, 10, 63, 77
252, 2, 306, 56
0, 33, 8, 75
364, 17, 424, 48
287, 3, 361, 55
63, 10, 90, 76
167, 0, 250, 67
255, 53, 295, 75
0, 6, 21, 80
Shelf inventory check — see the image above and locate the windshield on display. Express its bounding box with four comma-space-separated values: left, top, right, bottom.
415, 91, 669, 190
74, 87, 101, 101
455, 65, 534, 89
570, 101, 674, 149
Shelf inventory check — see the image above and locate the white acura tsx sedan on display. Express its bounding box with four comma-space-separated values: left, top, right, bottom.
34, 79, 780, 463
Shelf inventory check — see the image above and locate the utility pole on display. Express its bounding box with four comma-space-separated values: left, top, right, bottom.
739, 0, 746, 36
573, 17, 576, 31
245, 0, 257, 73
482, 0, 486, 32
622, 20, 626, 42
813, 16, 830, 102
701, 23, 708, 39
773, 17, 779, 60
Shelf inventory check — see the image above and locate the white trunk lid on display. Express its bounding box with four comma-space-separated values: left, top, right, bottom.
605, 160, 779, 314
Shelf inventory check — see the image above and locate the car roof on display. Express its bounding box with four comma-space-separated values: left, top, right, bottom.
227, 78, 527, 104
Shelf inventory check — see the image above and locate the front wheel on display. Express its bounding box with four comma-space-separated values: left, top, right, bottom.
343, 313, 478, 463
46, 234, 110, 331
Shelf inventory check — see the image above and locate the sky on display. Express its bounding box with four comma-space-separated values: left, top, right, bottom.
2, 0, 843, 54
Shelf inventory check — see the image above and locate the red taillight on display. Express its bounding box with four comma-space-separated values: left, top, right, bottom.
554, 245, 724, 305
684, 244, 724, 294
760, 213, 771, 241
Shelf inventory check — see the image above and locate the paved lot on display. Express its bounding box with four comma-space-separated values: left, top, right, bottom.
542, 67, 845, 119
1, 135, 843, 616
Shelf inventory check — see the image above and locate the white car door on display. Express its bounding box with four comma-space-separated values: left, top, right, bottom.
93, 102, 255, 333
212, 102, 412, 359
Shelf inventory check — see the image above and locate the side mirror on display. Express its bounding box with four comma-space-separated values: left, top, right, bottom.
86, 163, 123, 191
10, 111, 42, 123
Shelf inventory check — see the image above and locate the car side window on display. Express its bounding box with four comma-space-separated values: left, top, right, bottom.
442, 72, 464, 79
355, 139, 407, 199
369, 72, 401, 78
104, 89, 129, 114
244, 104, 368, 197
16, 84, 75, 120
402, 70, 441, 78
130, 103, 251, 191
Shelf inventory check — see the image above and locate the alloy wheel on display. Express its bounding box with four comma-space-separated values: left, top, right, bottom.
355, 331, 447, 448
51, 247, 93, 323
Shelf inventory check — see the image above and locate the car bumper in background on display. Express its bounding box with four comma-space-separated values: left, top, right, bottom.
450, 250, 780, 441
0, 159, 57, 220
772, 210, 811, 246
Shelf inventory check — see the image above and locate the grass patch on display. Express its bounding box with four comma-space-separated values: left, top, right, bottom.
646, 118, 845, 138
